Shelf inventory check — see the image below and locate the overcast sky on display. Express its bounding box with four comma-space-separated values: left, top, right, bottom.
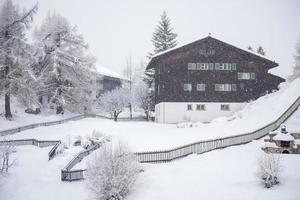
13, 0, 300, 78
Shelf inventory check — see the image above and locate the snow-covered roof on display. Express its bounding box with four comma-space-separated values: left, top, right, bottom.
149, 36, 277, 67
273, 133, 295, 142
92, 64, 129, 81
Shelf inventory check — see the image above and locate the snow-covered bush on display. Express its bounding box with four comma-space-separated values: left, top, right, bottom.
86, 142, 140, 200
257, 153, 281, 188
98, 87, 130, 121
0, 140, 16, 175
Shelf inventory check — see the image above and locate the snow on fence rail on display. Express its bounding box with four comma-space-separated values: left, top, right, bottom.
0, 139, 61, 160
61, 142, 102, 182
0, 114, 145, 137
134, 96, 300, 163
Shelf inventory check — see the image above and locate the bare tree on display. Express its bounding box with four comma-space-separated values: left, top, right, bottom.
133, 81, 152, 121
98, 87, 130, 121
257, 153, 281, 188
0, 140, 16, 175
86, 142, 140, 200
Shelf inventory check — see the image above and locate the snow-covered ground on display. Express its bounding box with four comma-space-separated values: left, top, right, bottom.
1, 138, 300, 200
0, 97, 77, 132
2, 79, 300, 151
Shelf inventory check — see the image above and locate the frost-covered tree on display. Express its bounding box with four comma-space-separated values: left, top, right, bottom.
86, 142, 139, 200
257, 46, 266, 56
0, 139, 16, 175
33, 11, 95, 114
289, 36, 300, 81
0, 0, 38, 119
133, 81, 153, 121
247, 45, 253, 51
257, 153, 281, 188
98, 87, 130, 121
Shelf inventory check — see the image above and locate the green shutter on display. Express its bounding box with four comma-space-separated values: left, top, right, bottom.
232, 63, 236, 70
251, 73, 255, 79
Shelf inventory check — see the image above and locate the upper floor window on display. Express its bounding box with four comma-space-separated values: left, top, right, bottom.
187, 63, 236, 71
188, 63, 196, 70
215, 84, 237, 91
197, 84, 206, 91
183, 84, 192, 91
238, 72, 255, 80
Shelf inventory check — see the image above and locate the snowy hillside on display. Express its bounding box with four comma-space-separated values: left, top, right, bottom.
3, 79, 300, 151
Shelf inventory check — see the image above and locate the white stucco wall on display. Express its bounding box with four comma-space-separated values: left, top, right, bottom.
155, 102, 246, 123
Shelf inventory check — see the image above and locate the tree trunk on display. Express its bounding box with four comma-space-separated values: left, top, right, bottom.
145, 111, 149, 121
114, 112, 118, 122
5, 93, 12, 120
129, 103, 132, 120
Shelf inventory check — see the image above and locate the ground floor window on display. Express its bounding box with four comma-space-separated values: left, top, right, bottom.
196, 104, 205, 111
187, 104, 193, 111
220, 104, 230, 111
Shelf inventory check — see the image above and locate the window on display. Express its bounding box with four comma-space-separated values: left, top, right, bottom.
215, 84, 236, 91
220, 104, 230, 111
196, 104, 205, 111
183, 84, 192, 91
209, 63, 214, 70
231, 63, 237, 70
197, 84, 206, 91
188, 63, 196, 70
238, 72, 255, 80
187, 104, 193, 111
158, 85, 160, 95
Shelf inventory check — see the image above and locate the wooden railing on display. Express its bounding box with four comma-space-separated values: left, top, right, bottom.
61, 142, 102, 181
0, 114, 145, 137
0, 139, 61, 161
134, 96, 300, 163
0, 96, 299, 181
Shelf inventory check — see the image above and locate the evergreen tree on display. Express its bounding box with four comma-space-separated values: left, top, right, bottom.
145, 11, 178, 111
150, 11, 178, 56
257, 46, 266, 56
247, 45, 253, 51
288, 36, 300, 81
34, 11, 95, 114
0, 0, 38, 119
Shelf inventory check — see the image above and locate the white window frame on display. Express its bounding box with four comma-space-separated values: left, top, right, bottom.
238, 72, 255, 80
188, 63, 196, 70
183, 84, 192, 92
197, 83, 206, 91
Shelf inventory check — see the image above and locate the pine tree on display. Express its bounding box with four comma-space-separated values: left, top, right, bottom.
0, 0, 38, 119
257, 46, 266, 56
247, 46, 253, 51
34, 11, 95, 114
145, 11, 178, 111
150, 11, 178, 56
288, 36, 300, 81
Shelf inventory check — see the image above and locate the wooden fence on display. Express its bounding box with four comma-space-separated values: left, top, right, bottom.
134, 96, 300, 163
61, 142, 102, 181
0, 96, 299, 181
0, 114, 145, 137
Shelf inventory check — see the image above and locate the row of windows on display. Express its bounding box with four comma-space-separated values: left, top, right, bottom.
183, 84, 237, 92
188, 63, 237, 71
187, 104, 230, 111
237, 72, 256, 80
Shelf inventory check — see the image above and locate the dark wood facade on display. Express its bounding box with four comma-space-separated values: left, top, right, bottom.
147, 36, 285, 104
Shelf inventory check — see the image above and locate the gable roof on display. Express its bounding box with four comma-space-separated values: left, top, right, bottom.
146, 36, 279, 70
